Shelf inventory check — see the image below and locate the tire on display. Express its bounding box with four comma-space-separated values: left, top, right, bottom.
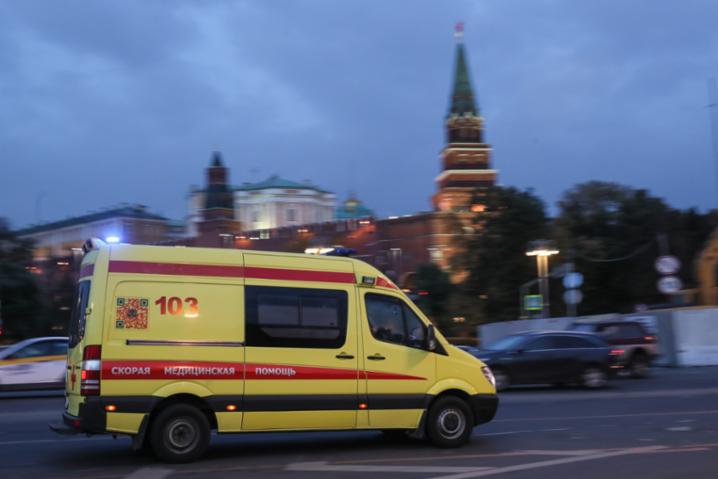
149, 404, 211, 463
492, 368, 510, 391
581, 366, 608, 389
426, 396, 474, 448
629, 352, 650, 378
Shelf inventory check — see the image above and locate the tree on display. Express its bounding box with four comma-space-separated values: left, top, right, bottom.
412, 263, 454, 328
457, 186, 550, 322
554, 181, 718, 314
0, 218, 43, 339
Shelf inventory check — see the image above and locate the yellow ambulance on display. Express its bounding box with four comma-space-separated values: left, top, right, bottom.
51, 238, 498, 462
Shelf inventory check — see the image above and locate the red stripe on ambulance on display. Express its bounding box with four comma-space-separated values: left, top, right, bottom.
102, 361, 424, 381
103, 361, 243, 380
108, 260, 355, 284
109, 261, 245, 278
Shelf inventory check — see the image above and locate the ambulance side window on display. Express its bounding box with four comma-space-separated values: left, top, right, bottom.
365, 293, 427, 350
68, 281, 91, 348
245, 286, 348, 349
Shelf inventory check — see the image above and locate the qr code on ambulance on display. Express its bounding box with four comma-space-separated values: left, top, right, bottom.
115, 297, 149, 329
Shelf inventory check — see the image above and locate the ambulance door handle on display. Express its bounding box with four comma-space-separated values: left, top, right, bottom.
335, 353, 355, 360
367, 354, 386, 361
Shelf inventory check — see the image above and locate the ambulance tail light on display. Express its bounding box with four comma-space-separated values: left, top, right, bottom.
81, 345, 102, 396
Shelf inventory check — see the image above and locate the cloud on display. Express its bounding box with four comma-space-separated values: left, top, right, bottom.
1, 0, 717, 229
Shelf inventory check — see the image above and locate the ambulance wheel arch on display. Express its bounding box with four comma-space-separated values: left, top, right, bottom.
426, 378, 478, 398
152, 381, 214, 399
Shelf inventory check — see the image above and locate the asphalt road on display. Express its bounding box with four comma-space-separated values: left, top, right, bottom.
1, 367, 717, 479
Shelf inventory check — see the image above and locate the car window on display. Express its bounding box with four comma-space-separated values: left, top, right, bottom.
10, 342, 55, 359
555, 336, 594, 349
365, 293, 427, 349
598, 323, 644, 340
617, 324, 645, 338
366, 295, 405, 344
403, 304, 426, 348
570, 324, 595, 333
526, 336, 558, 350
484, 335, 527, 351
596, 325, 621, 339
69, 280, 92, 348
49, 340, 68, 356
245, 286, 348, 349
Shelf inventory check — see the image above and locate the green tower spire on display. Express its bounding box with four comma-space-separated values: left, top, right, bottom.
448, 23, 478, 117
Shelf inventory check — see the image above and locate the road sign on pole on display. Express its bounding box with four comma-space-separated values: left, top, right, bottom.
657, 276, 683, 294
563, 289, 583, 305
562, 272, 584, 289
524, 295, 543, 312
655, 256, 680, 275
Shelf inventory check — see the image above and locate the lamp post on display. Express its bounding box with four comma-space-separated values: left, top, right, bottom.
526, 241, 559, 318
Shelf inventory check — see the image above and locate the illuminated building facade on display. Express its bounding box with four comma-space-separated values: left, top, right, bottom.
188, 172, 335, 237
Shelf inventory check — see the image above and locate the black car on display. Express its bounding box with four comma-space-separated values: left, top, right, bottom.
469, 331, 618, 390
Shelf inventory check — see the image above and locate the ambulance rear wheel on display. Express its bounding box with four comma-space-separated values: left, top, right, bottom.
426, 396, 473, 448
149, 404, 210, 463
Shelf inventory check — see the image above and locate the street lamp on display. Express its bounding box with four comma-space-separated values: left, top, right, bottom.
526, 240, 559, 318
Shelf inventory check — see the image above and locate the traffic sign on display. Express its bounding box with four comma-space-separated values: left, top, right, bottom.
563, 289, 583, 305
524, 295, 543, 311
655, 256, 680, 275
657, 276, 683, 294
563, 272, 584, 289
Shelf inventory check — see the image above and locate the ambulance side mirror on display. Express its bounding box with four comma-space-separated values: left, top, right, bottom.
426, 325, 437, 352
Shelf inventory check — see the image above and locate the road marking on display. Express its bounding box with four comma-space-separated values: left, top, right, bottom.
286, 462, 493, 473
123, 468, 173, 479
331, 447, 628, 465
481, 427, 569, 437
517, 449, 601, 456
429, 446, 667, 479
666, 426, 693, 431
496, 409, 718, 423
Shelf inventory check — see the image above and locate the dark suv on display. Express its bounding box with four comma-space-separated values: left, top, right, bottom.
568, 320, 658, 377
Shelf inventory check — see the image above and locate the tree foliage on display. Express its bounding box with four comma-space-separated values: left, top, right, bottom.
412, 263, 454, 327
0, 218, 43, 338
457, 186, 550, 322
555, 181, 717, 314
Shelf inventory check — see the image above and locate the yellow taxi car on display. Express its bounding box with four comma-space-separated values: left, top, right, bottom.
51, 238, 498, 462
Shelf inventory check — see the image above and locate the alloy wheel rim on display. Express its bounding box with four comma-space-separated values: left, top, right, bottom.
167, 418, 198, 451
437, 408, 465, 439
584, 369, 606, 388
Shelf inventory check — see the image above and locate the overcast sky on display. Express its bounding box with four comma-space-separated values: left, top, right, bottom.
2, 0, 718, 229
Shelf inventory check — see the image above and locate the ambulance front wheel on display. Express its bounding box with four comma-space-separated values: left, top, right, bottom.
426, 396, 473, 448
149, 404, 211, 463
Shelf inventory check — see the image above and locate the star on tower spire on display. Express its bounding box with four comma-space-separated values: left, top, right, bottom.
454, 21, 464, 41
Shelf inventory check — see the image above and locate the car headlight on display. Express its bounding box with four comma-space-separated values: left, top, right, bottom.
481, 365, 496, 388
